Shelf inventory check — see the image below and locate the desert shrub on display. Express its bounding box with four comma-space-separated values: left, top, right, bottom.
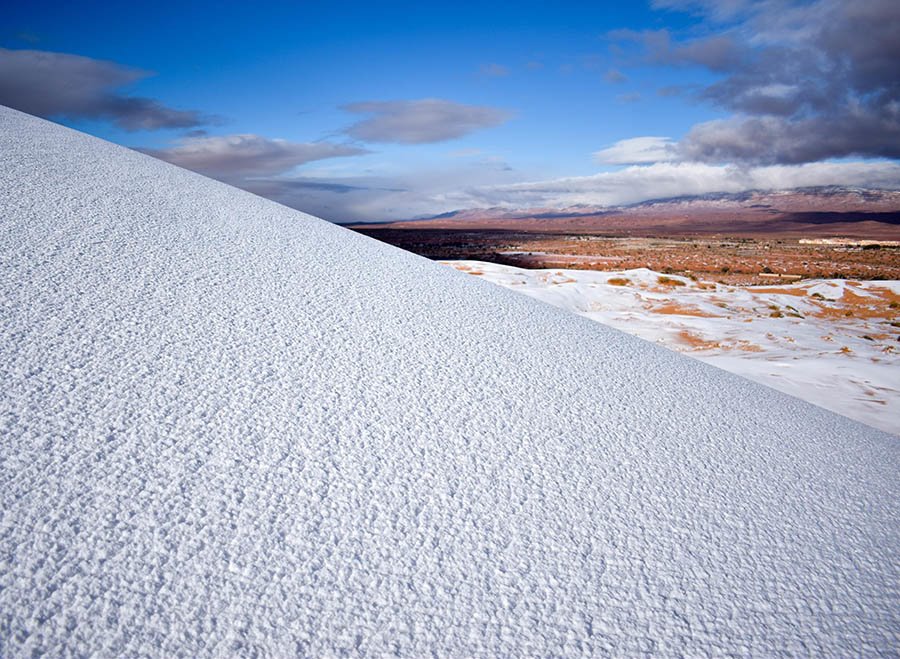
607, 277, 630, 286
657, 276, 686, 286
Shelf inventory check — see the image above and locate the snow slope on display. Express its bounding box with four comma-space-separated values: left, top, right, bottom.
1, 106, 897, 656
445, 261, 900, 435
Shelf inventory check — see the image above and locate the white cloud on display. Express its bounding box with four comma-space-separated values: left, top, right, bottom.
593, 136, 678, 164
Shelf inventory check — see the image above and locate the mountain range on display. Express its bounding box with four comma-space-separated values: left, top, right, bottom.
357, 187, 900, 238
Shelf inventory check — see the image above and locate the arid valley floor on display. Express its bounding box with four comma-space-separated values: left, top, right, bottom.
350, 229, 900, 285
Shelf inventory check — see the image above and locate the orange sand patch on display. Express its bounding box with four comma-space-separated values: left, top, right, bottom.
652, 303, 720, 318
676, 330, 721, 350
448, 263, 486, 276
862, 392, 887, 405
750, 286, 809, 297
864, 286, 900, 305
539, 273, 577, 285
809, 301, 897, 321
790, 284, 900, 321
841, 289, 877, 304
734, 341, 765, 352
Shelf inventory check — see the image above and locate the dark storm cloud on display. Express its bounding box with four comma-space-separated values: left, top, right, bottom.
608, 28, 747, 73
682, 112, 900, 165
0, 48, 210, 130
615, 0, 900, 164
674, 35, 746, 73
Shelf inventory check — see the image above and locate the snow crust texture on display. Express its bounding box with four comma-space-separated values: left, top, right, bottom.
1, 106, 898, 656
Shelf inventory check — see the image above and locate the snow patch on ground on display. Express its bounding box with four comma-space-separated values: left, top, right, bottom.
446, 261, 900, 435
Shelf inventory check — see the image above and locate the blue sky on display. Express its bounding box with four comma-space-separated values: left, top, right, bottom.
3, 0, 899, 221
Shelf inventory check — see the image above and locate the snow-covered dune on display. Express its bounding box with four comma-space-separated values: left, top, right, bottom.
1, 106, 897, 656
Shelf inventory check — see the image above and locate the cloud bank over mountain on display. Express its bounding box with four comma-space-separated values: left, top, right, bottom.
464, 160, 900, 210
